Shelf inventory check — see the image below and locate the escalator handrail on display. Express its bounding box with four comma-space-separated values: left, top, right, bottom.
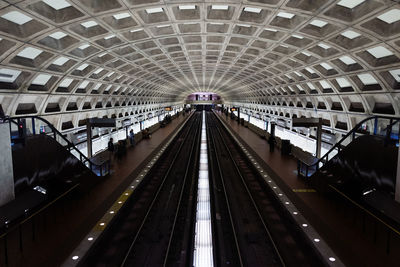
299, 115, 400, 172
5, 115, 100, 170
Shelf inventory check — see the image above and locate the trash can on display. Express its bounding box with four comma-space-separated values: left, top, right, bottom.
281, 139, 291, 155
240, 118, 244, 125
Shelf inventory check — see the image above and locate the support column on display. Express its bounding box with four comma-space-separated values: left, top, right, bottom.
316, 122, 322, 158
237, 107, 240, 123
86, 123, 92, 158
396, 145, 400, 203
0, 122, 15, 206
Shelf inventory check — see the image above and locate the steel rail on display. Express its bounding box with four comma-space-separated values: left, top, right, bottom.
207, 113, 244, 267
212, 113, 286, 267
120, 113, 200, 267
162, 114, 202, 266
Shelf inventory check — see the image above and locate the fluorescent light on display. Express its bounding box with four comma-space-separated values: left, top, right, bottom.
341, 30, 360, 39
0, 68, 21, 83
301, 51, 311, 57
211, 5, 228, 10
237, 24, 251, 28
113, 12, 131, 20
78, 80, 89, 88
339, 56, 356, 65
49, 31, 67, 40
130, 28, 143, 32
156, 24, 170, 28
42, 0, 71, 10
337, 0, 365, 9
210, 22, 224, 25
310, 19, 327, 27
179, 5, 196, 10
318, 43, 331, 49
277, 12, 295, 19
305, 67, 316, 73
320, 80, 331, 89
389, 69, 400, 82
367, 46, 393, 58
104, 34, 115, 40
292, 34, 303, 39
52, 57, 69, 66
357, 73, 378, 85
79, 43, 90, 50
93, 68, 103, 74
81, 21, 98, 28
264, 28, 277, 32
76, 63, 89, 71
1, 11, 32, 25
377, 9, 400, 24
321, 62, 333, 70
32, 74, 51, 85
98, 52, 107, 57
59, 78, 73, 87
336, 77, 352, 88
244, 7, 261, 13
146, 7, 163, 14
307, 82, 316, 89
17, 47, 42, 59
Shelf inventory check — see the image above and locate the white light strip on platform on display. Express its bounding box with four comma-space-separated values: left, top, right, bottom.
193, 111, 214, 267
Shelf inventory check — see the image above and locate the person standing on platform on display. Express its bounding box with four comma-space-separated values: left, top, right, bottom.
268, 136, 275, 152
129, 129, 135, 147
108, 138, 114, 160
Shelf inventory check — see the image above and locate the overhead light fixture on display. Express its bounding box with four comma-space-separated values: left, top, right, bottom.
337, 0, 365, 9
211, 5, 228, 10
179, 5, 196, 10
81, 21, 98, 28
156, 24, 170, 28
318, 43, 331, 49
52, 57, 69, 66
146, 7, 163, 14
79, 43, 90, 50
113, 12, 130, 20
341, 30, 361, 39
377, 9, 400, 24
104, 34, 115, 40
49, 31, 67, 40
367, 46, 393, 58
1, 11, 32, 25
277, 12, 295, 19
244, 7, 261, 13
310, 19, 327, 28
17, 47, 42, 59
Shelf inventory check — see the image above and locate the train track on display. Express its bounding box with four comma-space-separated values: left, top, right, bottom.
206, 112, 324, 267
79, 112, 202, 267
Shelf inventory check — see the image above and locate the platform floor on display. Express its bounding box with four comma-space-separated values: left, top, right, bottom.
215, 110, 399, 267
3, 113, 190, 267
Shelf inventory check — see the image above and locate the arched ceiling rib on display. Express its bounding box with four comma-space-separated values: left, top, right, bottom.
0, 0, 399, 128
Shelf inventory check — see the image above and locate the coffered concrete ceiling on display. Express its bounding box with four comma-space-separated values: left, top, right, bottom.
0, 0, 399, 131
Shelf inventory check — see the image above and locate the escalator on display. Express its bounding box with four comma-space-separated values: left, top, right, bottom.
0, 116, 106, 232
317, 135, 397, 199
12, 133, 97, 196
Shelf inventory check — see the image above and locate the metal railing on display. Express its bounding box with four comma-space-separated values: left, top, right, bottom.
6, 115, 110, 177
297, 115, 400, 177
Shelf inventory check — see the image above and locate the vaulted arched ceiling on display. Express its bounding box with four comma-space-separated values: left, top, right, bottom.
0, 0, 399, 132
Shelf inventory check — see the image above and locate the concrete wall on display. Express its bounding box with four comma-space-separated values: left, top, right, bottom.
0, 122, 15, 206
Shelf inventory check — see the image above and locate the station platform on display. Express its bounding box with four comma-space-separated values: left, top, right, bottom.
3, 113, 190, 267
215, 110, 398, 267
